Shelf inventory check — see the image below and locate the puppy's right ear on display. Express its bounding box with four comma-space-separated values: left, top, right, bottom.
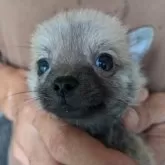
128, 26, 155, 63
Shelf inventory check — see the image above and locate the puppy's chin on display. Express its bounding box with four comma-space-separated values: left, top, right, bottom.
40, 101, 105, 120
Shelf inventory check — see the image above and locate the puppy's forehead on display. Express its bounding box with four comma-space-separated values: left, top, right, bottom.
32, 10, 128, 63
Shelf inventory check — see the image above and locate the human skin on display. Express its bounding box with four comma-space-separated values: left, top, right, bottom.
0, 65, 165, 165
0, 64, 137, 165
0, 0, 165, 165
0, 0, 165, 91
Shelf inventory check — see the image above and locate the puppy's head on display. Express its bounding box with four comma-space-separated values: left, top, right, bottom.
28, 9, 154, 126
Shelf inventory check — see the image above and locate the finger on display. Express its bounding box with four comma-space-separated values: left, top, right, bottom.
31, 111, 137, 165
8, 143, 24, 165
13, 119, 60, 165
122, 88, 148, 132
124, 93, 165, 133
137, 88, 149, 103
0, 65, 27, 121
122, 108, 140, 131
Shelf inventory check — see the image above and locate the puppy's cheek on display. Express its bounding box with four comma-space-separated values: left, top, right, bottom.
27, 72, 38, 92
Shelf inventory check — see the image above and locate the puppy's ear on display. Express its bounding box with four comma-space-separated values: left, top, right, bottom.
128, 26, 154, 62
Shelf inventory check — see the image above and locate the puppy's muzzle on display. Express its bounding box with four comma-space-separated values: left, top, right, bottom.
54, 76, 79, 97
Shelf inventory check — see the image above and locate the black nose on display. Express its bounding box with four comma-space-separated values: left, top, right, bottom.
54, 76, 79, 95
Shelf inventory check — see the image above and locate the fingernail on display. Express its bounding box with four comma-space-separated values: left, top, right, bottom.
123, 108, 139, 131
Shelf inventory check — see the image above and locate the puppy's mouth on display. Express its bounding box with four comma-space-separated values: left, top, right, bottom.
55, 102, 105, 119
38, 90, 106, 120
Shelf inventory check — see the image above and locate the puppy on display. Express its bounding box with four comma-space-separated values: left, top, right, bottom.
0, 9, 155, 165
28, 9, 155, 165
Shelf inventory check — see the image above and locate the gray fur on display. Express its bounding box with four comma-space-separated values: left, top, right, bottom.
28, 9, 155, 165
0, 9, 155, 165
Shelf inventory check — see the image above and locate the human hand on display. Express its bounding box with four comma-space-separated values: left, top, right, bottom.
0, 65, 136, 165
10, 103, 137, 165
124, 92, 165, 165
0, 64, 27, 121
1, 64, 164, 165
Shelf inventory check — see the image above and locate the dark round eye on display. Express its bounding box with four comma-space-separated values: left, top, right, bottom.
96, 53, 114, 71
37, 58, 49, 76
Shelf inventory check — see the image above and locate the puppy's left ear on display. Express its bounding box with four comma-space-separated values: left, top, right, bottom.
128, 26, 155, 62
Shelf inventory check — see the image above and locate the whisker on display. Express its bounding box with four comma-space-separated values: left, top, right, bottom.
7, 97, 40, 118
115, 98, 129, 105
0, 90, 38, 102
15, 45, 31, 49
23, 97, 40, 105
10, 91, 37, 96
7, 41, 31, 48
23, 97, 70, 128
110, 85, 141, 91
15, 97, 39, 108
105, 95, 133, 117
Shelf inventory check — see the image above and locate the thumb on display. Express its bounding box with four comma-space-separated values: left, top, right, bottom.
123, 93, 165, 133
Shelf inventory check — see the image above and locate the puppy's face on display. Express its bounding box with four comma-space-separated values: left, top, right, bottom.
28, 10, 147, 126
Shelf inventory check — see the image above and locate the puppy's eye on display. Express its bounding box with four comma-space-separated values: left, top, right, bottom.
37, 58, 49, 76
96, 53, 114, 71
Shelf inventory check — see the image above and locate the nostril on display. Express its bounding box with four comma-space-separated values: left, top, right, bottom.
54, 76, 79, 94
54, 84, 60, 91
